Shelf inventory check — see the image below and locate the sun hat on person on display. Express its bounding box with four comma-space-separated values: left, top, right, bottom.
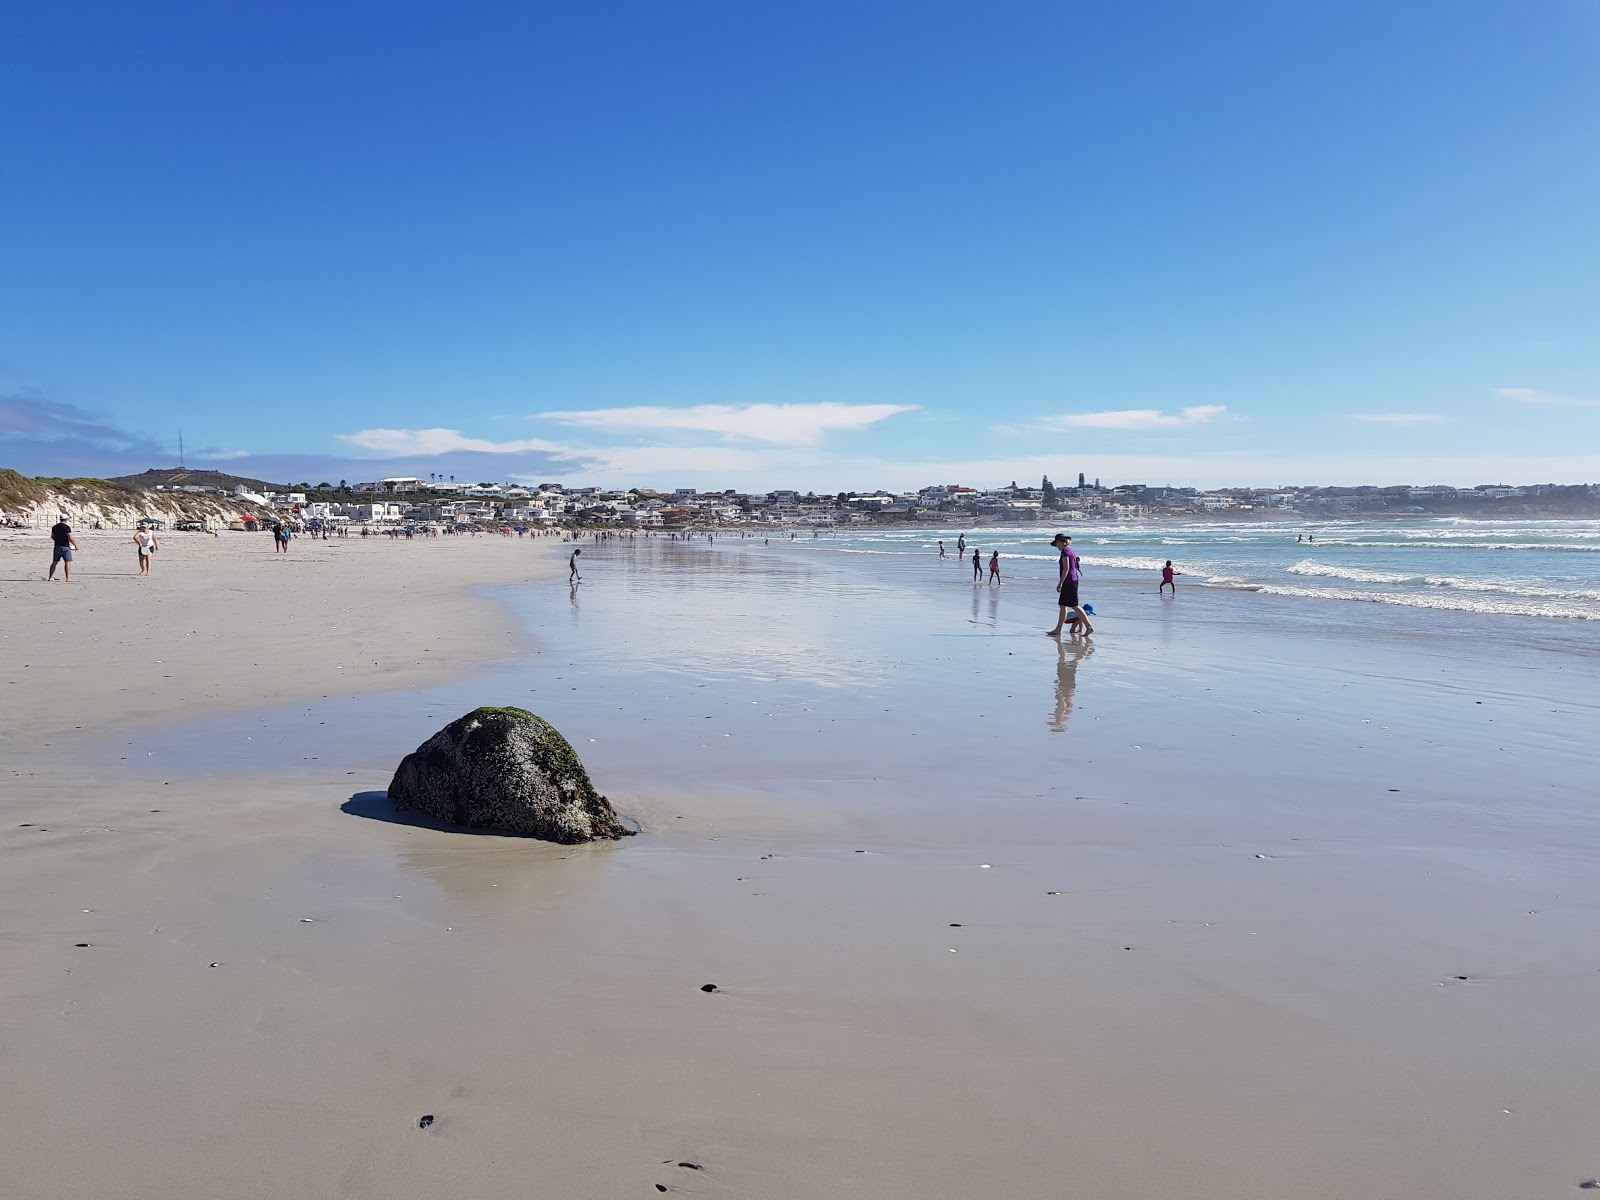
1050, 533, 1069, 545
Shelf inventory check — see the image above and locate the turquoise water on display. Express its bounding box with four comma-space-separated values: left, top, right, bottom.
751, 518, 1600, 622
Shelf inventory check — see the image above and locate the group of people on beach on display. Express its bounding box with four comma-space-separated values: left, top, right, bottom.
935, 531, 1191, 639
938, 539, 1004, 584
46, 515, 162, 581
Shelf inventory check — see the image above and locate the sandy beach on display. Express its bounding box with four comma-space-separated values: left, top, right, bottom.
4, 530, 1600, 1199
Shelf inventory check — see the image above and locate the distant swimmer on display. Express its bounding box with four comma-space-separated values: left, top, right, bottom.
1046, 533, 1094, 637
988, 551, 1001, 584
972, 548, 982, 581
569, 547, 582, 581
1160, 560, 1180, 594
938, 540, 947, 560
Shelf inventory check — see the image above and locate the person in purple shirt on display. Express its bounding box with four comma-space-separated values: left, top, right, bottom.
1045, 533, 1094, 637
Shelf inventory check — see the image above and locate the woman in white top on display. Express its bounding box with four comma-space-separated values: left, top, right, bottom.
134, 524, 158, 575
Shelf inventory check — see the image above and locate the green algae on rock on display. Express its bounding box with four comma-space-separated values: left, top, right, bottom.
387, 707, 631, 842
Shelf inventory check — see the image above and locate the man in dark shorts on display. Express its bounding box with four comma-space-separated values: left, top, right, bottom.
1046, 532, 1093, 636
48, 515, 77, 582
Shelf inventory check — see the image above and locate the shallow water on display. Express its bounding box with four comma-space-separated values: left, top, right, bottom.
752, 517, 1600, 622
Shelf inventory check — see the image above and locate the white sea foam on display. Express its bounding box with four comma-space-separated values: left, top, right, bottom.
1285, 559, 1600, 601
1226, 583, 1600, 620
1286, 559, 1418, 585
1080, 554, 1172, 572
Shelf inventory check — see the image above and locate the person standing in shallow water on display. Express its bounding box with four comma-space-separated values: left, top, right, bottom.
938, 540, 947, 560
569, 547, 582, 581
1046, 533, 1093, 636
1160, 560, 1179, 594
988, 551, 1001, 584
971, 548, 982, 581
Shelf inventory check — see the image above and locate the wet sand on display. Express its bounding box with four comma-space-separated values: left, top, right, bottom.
4, 534, 1600, 1198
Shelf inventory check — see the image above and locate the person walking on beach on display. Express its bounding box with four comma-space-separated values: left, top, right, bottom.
1046, 533, 1094, 637
938, 540, 947, 560
988, 550, 1001, 584
569, 547, 582, 581
134, 523, 158, 576
1160, 560, 1179, 594
971, 548, 982, 581
48, 514, 77, 582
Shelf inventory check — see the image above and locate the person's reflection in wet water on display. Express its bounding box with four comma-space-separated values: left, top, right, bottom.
1050, 638, 1092, 732
569, 579, 581, 620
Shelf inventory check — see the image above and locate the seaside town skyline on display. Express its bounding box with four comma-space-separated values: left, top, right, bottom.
64, 466, 1600, 528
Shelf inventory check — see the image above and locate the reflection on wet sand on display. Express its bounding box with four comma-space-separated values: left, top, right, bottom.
1050, 639, 1092, 732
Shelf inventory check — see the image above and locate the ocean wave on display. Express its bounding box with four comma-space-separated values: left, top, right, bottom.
1216, 583, 1600, 620
1289, 540, 1600, 552
1285, 559, 1600, 601
1287, 559, 1418, 585
1080, 554, 1172, 572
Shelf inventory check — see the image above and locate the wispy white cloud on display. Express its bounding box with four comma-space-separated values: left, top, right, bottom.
337, 428, 568, 455
334, 426, 827, 479
515, 444, 825, 480
1004, 405, 1228, 434
1350, 412, 1445, 425
1496, 387, 1600, 409
536, 402, 917, 446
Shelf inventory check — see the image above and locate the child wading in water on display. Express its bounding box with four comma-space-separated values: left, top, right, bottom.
1160, 560, 1180, 594
988, 551, 1001, 584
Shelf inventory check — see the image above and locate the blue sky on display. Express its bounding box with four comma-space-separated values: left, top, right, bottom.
3, 0, 1598, 489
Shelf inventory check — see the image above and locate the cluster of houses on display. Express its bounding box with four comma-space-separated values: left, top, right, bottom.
213, 475, 1600, 529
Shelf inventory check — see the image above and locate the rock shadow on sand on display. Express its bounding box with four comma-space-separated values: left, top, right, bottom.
341, 790, 516, 836
341, 791, 641, 839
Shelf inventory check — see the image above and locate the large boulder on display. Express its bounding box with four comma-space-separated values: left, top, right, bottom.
387, 707, 631, 842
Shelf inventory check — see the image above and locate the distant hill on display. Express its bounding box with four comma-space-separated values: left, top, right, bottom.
109, 467, 286, 492
0, 468, 276, 527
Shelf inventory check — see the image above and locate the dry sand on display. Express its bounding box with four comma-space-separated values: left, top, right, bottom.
4, 528, 1599, 1199
0, 526, 545, 735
